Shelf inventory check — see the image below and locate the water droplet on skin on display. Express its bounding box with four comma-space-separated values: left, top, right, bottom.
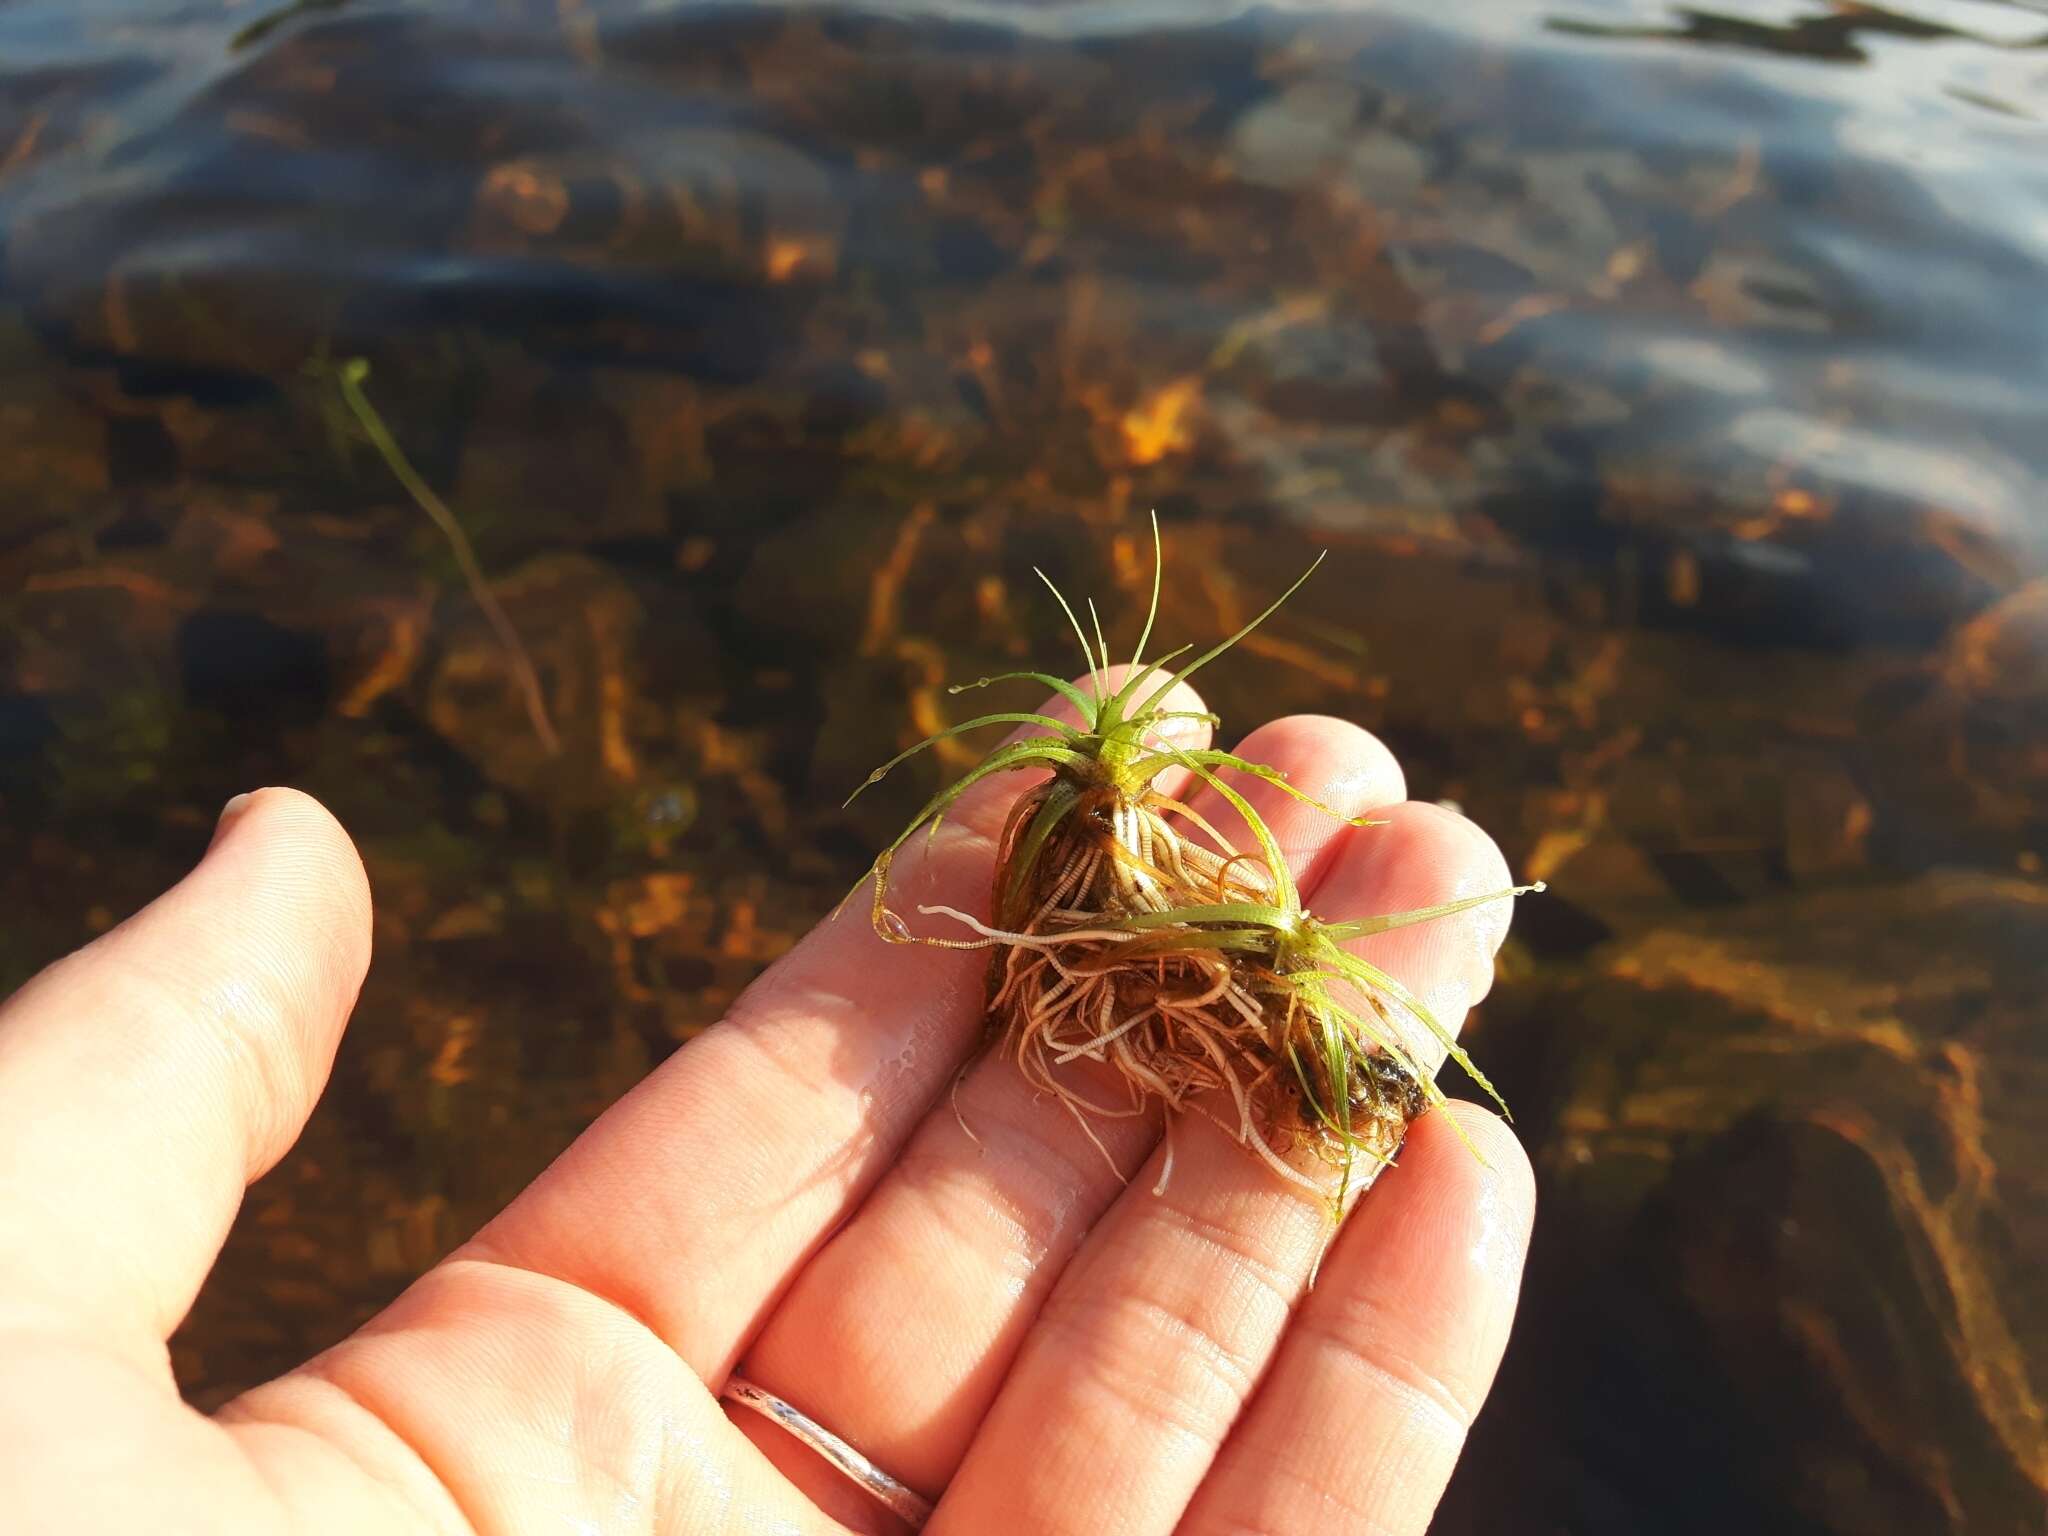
1466, 1171, 1531, 1278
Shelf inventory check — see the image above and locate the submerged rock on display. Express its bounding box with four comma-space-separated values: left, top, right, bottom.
1451, 871, 2048, 1536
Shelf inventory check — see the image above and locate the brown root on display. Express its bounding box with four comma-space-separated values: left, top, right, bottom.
928, 773, 1435, 1204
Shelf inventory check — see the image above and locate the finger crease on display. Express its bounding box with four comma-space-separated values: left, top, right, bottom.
1139, 1194, 1309, 1305
445, 1249, 677, 1369
1296, 1306, 1478, 1436
271, 1358, 490, 1536
1038, 1288, 1266, 1447
1204, 1467, 1402, 1536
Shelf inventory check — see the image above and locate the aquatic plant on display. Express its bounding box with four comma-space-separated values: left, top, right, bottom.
921, 753, 1538, 1200
333, 358, 561, 756
849, 522, 1539, 1200
1101, 755, 1538, 1198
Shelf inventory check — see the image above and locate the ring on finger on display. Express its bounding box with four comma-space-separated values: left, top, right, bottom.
722, 1376, 935, 1529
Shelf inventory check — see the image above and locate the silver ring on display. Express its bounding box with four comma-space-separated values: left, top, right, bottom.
722, 1376, 935, 1528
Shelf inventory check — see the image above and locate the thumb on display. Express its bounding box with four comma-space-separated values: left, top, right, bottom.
0, 787, 371, 1366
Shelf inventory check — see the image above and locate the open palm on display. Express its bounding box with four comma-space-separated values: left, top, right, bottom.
0, 682, 1533, 1536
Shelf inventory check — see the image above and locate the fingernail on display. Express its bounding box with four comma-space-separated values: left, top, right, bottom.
209, 791, 255, 850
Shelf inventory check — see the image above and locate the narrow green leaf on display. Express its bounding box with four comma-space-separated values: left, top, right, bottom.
1165, 750, 1300, 914
843, 713, 1082, 807
1119, 901, 1296, 929
1131, 510, 1164, 669
1316, 945, 1511, 1119
1136, 551, 1327, 719
1087, 597, 1113, 697
843, 737, 1088, 906
949, 670, 1096, 720
1035, 567, 1105, 709
1122, 748, 1378, 828
1320, 882, 1544, 942
1103, 642, 1196, 723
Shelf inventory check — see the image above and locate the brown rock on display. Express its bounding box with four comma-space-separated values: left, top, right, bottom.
1456, 873, 2048, 1535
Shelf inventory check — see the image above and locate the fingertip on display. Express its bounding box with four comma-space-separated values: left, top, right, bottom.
1184, 714, 1405, 885
209, 787, 372, 940
194, 787, 374, 1060
1356, 799, 1515, 896
0, 788, 374, 1344
1239, 714, 1407, 812
208, 791, 255, 848
1398, 1103, 1537, 1287
1182, 1099, 1535, 1536
1294, 1101, 1535, 1425
1423, 1102, 1535, 1199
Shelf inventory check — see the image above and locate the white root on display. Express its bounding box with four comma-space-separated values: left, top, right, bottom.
1152, 1120, 1177, 1198
915, 904, 1141, 950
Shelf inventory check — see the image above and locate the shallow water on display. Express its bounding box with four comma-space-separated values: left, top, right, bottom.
3, 1, 2045, 1529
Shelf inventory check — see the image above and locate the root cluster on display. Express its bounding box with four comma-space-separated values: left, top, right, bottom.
916, 775, 1434, 1202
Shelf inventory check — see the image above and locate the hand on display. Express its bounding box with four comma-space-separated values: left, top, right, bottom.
0, 686, 1534, 1536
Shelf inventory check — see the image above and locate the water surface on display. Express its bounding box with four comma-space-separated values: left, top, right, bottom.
3, 2, 2045, 1530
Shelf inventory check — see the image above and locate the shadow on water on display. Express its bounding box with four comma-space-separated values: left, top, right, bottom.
1, 1, 2045, 1530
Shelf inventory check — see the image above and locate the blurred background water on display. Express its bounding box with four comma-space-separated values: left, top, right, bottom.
3, 0, 2045, 1530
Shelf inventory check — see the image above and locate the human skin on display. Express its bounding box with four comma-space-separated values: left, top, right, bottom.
0, 679, 1534, 1536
